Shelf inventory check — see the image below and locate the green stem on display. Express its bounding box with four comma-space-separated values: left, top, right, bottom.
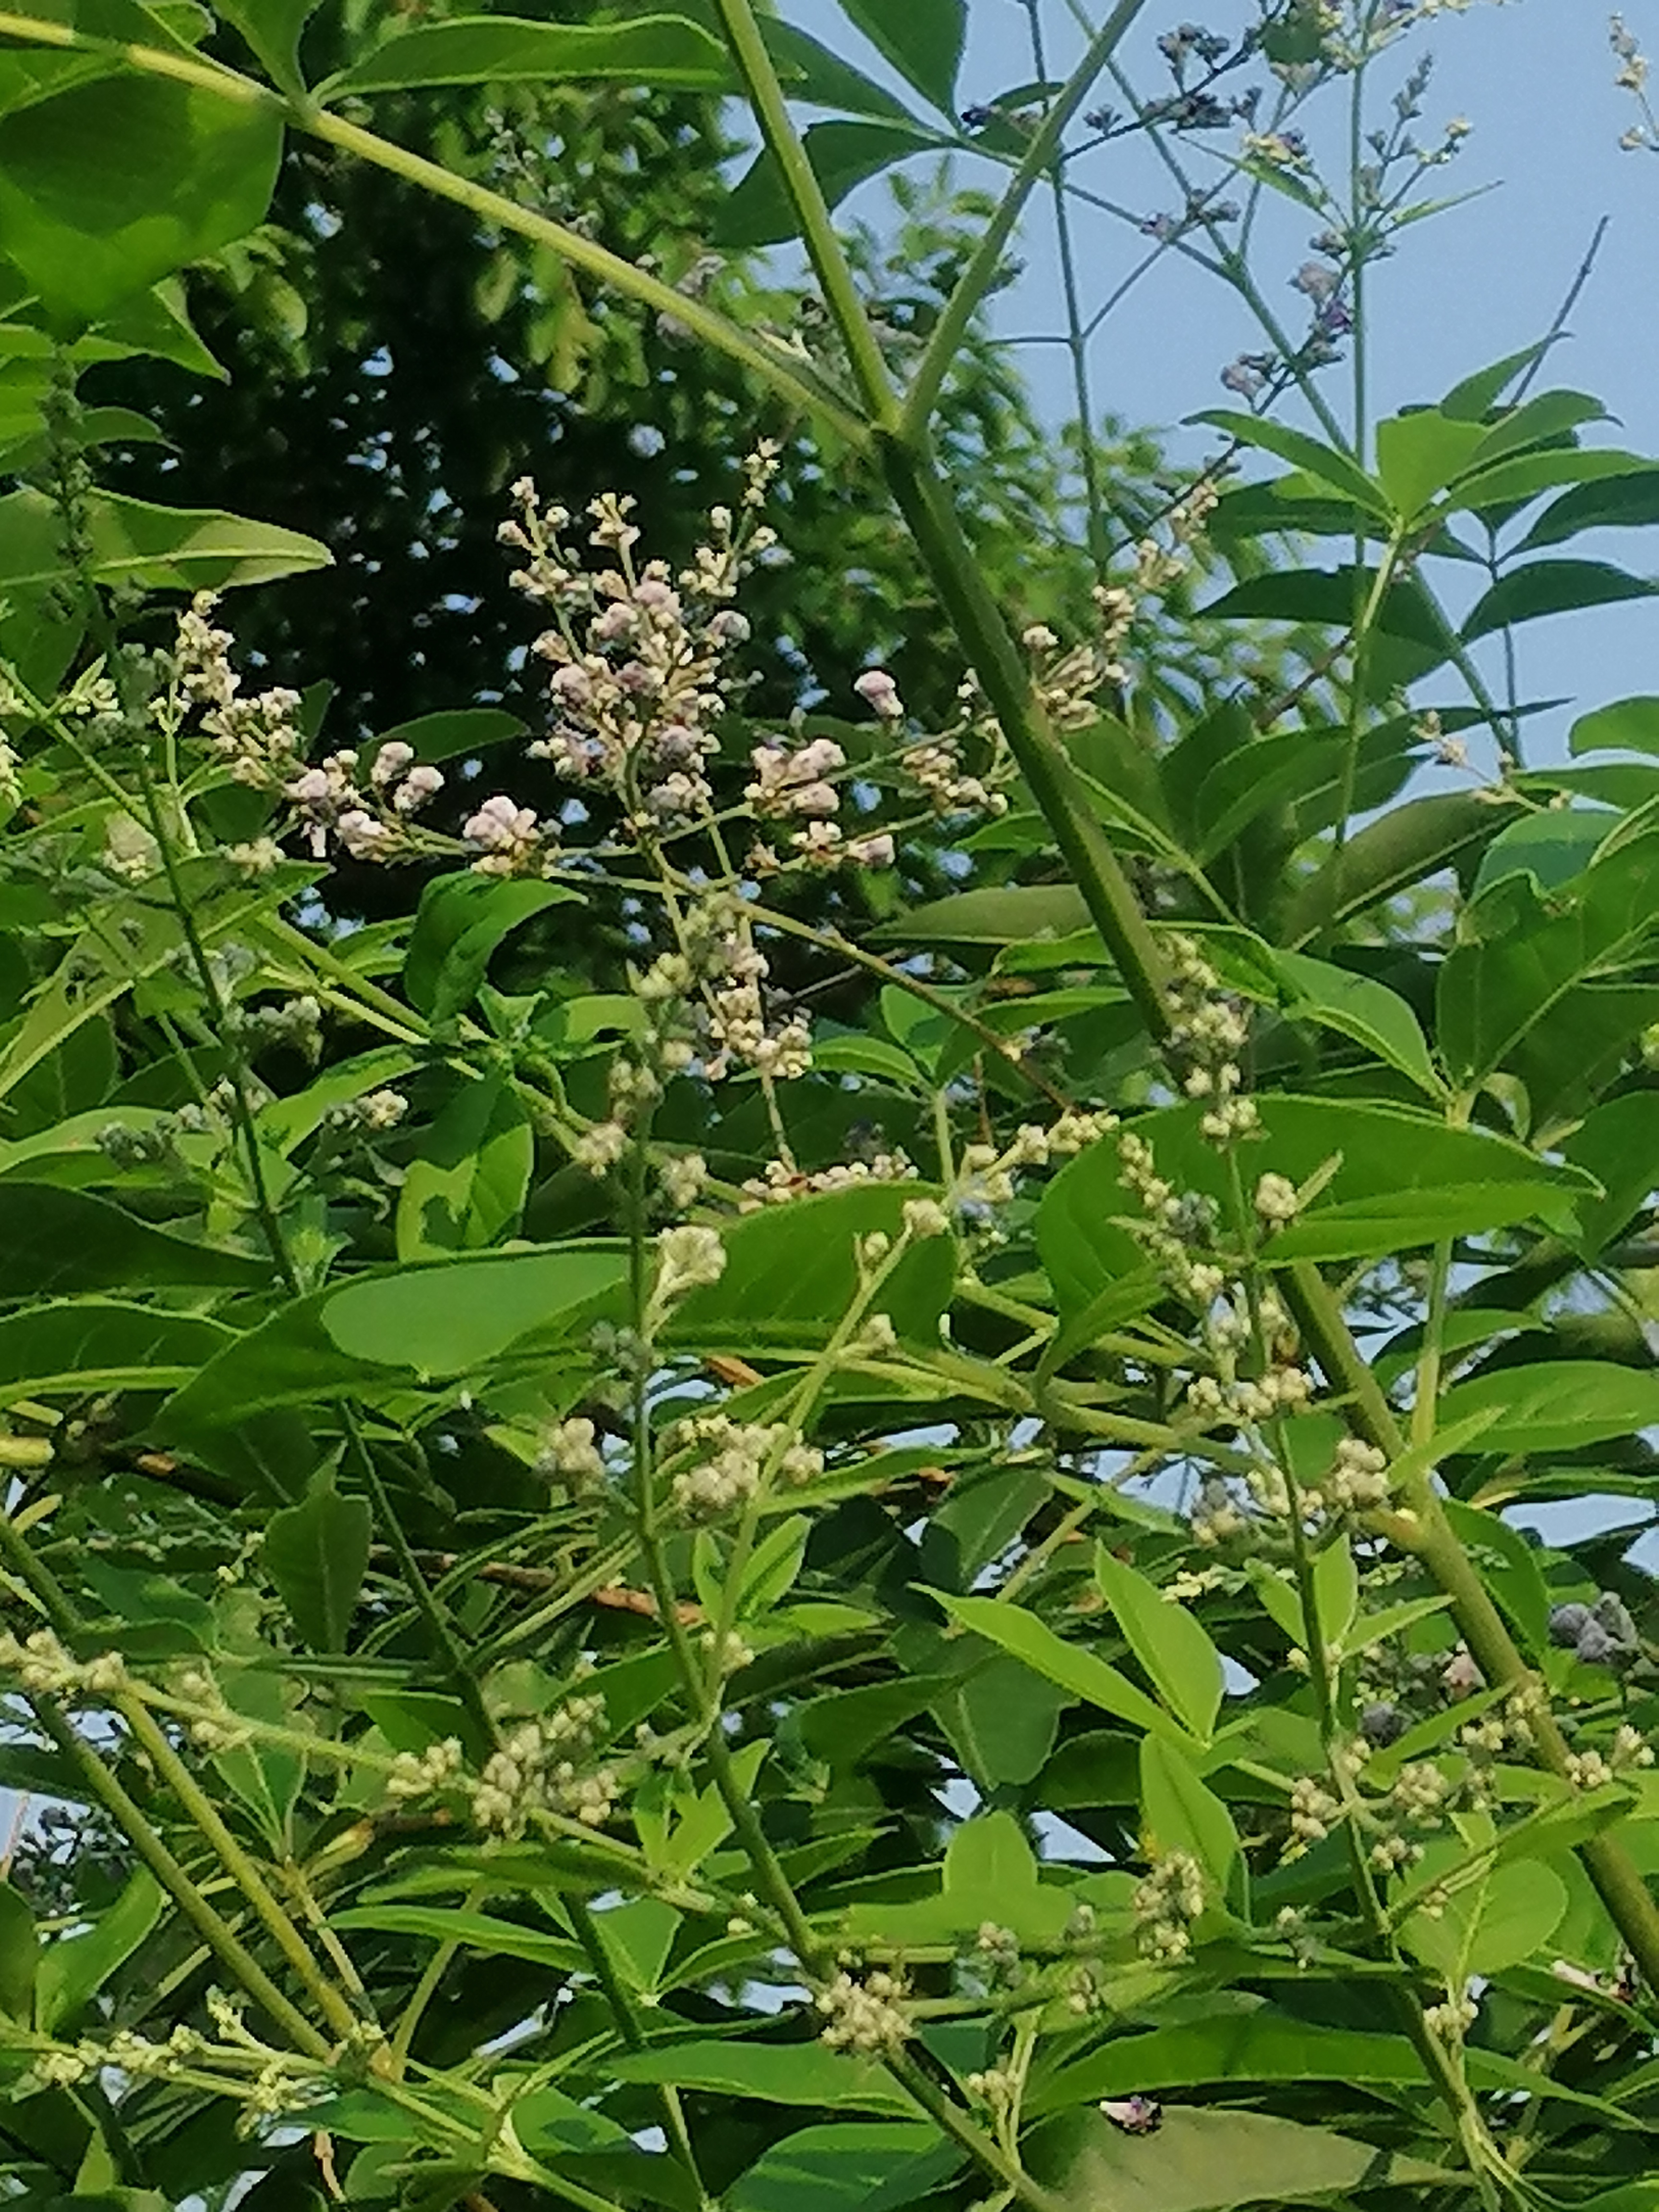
905, 0, 1153, 435
343, 1409, 496, 1753
1021, 0, 1112, 583
8, 1688, 330, 2058
875, 433, 1170, 1039
0, 1505, 361, 2043
566, 1894, 708, 2201
710, 0, 897, 426
1282, 1259, 1659, 1992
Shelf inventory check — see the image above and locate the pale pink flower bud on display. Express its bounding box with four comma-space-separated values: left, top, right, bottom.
464, 796, 538, 850
370, 740, 415, 788
854, 669, 904, 720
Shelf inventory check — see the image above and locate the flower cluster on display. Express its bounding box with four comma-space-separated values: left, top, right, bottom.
854, 664, 1011, 820
745, 731, 895, 874
384, 1735, 467, 1803
1133, 1848, 1207, 1961
816, 1967, 912, 2054
173, 595, 449, 866
536, 1415, 607, 1488
739, 1150, 917, 1211
1164, 933, 1258, 1142
500, 459, 776, 835
0, 1626, 127, 1700
471, 1696, 617, 1834
666, 1412, 822, 1519
170, 1664, 253, 1754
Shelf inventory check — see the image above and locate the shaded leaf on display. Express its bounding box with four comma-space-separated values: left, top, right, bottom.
263, 1480, 372, 1653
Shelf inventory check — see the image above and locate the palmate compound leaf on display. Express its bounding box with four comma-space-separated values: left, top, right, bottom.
1029, 2105, 1455, 2212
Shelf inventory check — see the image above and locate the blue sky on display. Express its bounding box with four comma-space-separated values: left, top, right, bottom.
785, 0, 1659, 752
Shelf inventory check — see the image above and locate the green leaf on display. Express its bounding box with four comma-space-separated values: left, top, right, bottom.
1312, 1531, 1359, 1648
396, 1076, 533, 1261
876, 882, 1090, 947
1404, 1853, 1567, 1979
0, 1298, 230, 1407
37, 1867, 164, 2033
1284, 793, 1500, 944
729, 2121, 958, 2212
1438, 1362, 1659, 1459
403, 873, 579, 1028
610, 2039, 916, 2113
1271, 950, 1443, 1097
1374, 409, 1487, 520
1449, 446, 1645, 515
831, 0, 964, 110
0, 1881, 37, 2021
1570, 695, 1659, 758
0, 77, 282, 325
667, 1182, 954, 1351
1033, 2106, 1451, 2212
1438, 834, 1659, 1082
1520, 464, 1659, 551
1139, 1735, 1239, 1894
1440, 344, 1551, 421
216, 0, 322, 92
1561, 1090, 1659, 1255
717, 120, 944, 250
262, 1479, 372, 1653
158, 1245, 628, 1472
1041, 2013, 1607, 2113
325, 14, 732, 96
934, 1592, 1183, 1743
0, 1183, 273, 1292
1040, 1098, 1587, 1298
1462, 560, 1659, 645
328, 1906, 584, 1972
932, 1653, 1063, 1789
1096, 1549, 1223, 1743
1471, 808, 1613, 898
0, 485, 328, 591
1187, 410, 1385, 515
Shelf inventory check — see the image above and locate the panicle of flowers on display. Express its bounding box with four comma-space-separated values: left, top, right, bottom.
1283, 1775, 1343, 1862
739, 1148, 916, 1211
1133, 1848, 1207, 1961
536, 1414, 607, 1489
169, 1663, 253, 1754
384, 1735, 466, 1803
649, 1224, 727, 1324
666, 1411, 822, 1518
1164, 932, 1258, 1142
1612, 15, 1658, 147
1327, 1436, 1391, 1512
855, 663, 1012, 821
174, 593, 303, 786
499, 457, 776, 835
1118, 1130, 1225, 1307
952, 1111, 1117, 1222
1133, 477, 1221, 595
677, 898, 813, 1083
471, 1696, 616, 1834
0, 1626, 127, 1700
816, 1967, 912, 2055
171, 595, 447, 866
